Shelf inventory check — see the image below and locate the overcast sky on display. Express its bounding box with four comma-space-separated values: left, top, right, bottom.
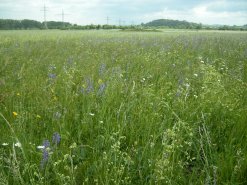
0, 0, 246, 25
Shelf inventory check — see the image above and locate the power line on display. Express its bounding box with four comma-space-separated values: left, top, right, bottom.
118, 18, 122, 26
106, 16, 110, 25
41, 4, 48, 29
56, 9, 70, 27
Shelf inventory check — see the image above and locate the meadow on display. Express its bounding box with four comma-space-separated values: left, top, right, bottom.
0, 30, 246, 185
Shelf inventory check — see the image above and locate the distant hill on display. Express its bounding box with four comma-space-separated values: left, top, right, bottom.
144, 19, 202, 29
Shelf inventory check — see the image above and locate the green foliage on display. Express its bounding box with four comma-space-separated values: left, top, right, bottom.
0, 30, 246, 184
0, 19, 42, 30
46, 21, 72, 29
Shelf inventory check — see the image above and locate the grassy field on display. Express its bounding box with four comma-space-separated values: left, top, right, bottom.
0, 30, 247, 184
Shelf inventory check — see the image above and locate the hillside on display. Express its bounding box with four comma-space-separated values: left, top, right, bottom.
144, 19, 202, 29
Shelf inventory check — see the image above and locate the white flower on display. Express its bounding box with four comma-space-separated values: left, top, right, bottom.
37, 146, 45, 150
200, 60, 204, 64
194, 73, 198, 77
185, 83, 190, 88
99, 121, 104, 124
2, 143, 9, 146
14, 142, 22, 148
89, 113, 95, 116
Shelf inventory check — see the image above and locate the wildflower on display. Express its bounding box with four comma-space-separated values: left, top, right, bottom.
48, 64, 56, 71
98, 83, 107, 95
178, 78, 183, 85
98, 79, 103, 84
185, 83, 190, 88
43, 140, 50, 148
48, 73, 56, 79
41, 149, 49, 169
80, 87, 86, 94
52, 132, 61, 146
2, 143, 9, 146
69, 142, 77, 149
99, 63, 106, 76
54, 112, 62, 119
13, 112, 18, 117
176, 91, 181, 97
194, 73, 198, 77
37, 145, 45, 150
86, 78, 94, 93
99, 121, 104, 124
40, 140, 50, 169
67, 57, 74, 66
200, 60, 204, 64
17, 93, 20, 96
89, 113, 95, 116
14, 142, 22, 148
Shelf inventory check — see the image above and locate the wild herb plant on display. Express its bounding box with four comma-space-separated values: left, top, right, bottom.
0, 30, 246, 184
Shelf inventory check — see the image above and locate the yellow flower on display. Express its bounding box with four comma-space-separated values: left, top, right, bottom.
17, 93, 20, 96
36, 115, 41, 119
98, 79, 103, 84
13, 112, 18, 116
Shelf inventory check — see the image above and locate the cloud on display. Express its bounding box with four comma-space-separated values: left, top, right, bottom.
142, 0, 247, 25
0, 0, 246, 25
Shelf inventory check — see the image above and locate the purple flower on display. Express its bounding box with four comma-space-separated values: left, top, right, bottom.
80, 87, 85, 94
40, 140, 50, 169
86, 78, 94, 94
41, 149, 49, 169
176, 91, 181, 97
43, 140, 50, 148
178, 78, 183, 86
98, 83, 107, 95
48, 73, 56, 79
52, 132, 61, 145
99, 63, 106, 76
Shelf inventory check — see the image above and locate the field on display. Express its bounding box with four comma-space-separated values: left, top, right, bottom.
0, 30, 247, 184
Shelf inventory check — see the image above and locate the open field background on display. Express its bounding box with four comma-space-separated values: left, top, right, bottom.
0, 30, 247, 184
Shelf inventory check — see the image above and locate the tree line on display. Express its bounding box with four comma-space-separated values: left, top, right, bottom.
0, 18, 246, 31
0, 19, 73, 30
0, 19, 139, 30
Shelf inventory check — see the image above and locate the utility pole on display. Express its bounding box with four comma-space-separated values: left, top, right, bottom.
57, 9, 69, 28
118, 18, 122, 26
106, 16, 110, 25
41, 4, 48, 29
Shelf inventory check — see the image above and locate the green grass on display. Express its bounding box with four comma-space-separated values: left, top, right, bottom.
0, 30, 247, 185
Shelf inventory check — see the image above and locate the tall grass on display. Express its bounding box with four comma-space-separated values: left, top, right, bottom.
0, 30, 246, 184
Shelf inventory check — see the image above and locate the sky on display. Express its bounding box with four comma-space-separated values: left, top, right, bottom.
0, 0, 246, 26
